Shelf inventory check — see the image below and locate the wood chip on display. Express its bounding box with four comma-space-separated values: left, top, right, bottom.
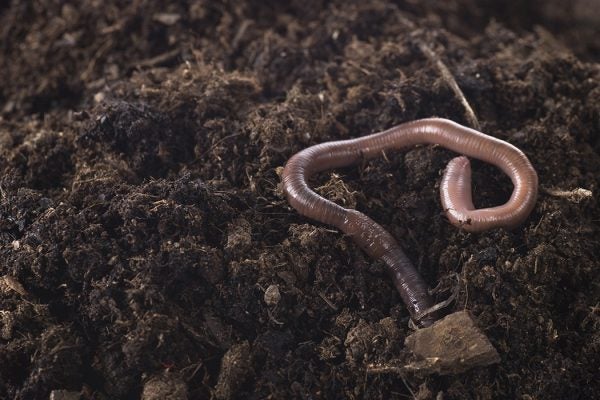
1, 275, 28, 296
404, 311, 500, 375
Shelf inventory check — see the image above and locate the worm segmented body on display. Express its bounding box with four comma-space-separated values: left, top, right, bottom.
282, 118, 538, 326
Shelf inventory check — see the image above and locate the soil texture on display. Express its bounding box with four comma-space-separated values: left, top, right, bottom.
0, 1, 599, 399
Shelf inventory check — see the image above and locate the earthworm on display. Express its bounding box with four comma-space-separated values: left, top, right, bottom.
281, 118, 538, 327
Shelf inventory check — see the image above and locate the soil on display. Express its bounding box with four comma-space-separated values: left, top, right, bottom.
1, 1, 599, 399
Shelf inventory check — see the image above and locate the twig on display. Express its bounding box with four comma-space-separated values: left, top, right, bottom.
134, 48, 181, 68
418, 42, 480, 131
541, 187, 593, 203
367, 364, 417, 399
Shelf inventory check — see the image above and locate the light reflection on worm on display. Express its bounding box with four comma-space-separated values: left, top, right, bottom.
281, 118, 538, 327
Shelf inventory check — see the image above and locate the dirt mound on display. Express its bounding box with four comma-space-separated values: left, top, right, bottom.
0, 1, 598, 399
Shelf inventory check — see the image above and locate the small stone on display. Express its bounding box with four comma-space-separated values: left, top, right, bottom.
404, 311, 500, 375
263, 284, 281, 306
153, 13, 181, 26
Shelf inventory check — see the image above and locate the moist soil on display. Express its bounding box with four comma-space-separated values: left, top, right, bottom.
1, 1, 599, 399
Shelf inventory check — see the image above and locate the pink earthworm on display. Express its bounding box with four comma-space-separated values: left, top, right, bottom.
281, 118, 538, 327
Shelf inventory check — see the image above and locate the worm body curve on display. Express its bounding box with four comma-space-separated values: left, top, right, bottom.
281, 118, 538, 326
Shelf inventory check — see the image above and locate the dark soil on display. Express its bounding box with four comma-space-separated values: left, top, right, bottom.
1, 1, 599, 399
